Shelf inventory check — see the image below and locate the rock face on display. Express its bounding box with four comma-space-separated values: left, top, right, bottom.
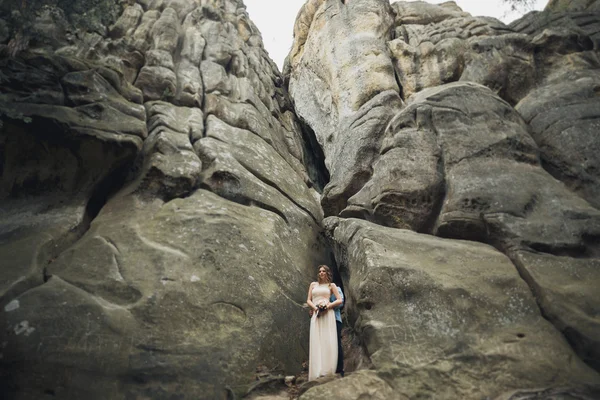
0, 1, 327, 398
287, 0, 403, 217
287, 0, 600, 398
2, 0, 600, 399
321, 217, 598, 399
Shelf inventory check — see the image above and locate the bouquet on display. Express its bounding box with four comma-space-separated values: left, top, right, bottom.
315, 302, 328, 318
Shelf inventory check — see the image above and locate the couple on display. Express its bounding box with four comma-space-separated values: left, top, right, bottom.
306, 265, 344, 381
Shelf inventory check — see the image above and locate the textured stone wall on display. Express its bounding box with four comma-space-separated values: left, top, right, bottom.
2, 0, 600, 399
287, 0, 600, 398
0, 1, 328, 398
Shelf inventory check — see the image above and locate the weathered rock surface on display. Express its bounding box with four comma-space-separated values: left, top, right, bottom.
390, 2, 519, 101
287, 0, 600, 397
512, 251, 600, 371
300, 370, 400, 400
3, 0, 600, 398
321, 217, 599, 399
0, 0, 326, 398
288, 0, 403, 216
516, 64, 600, 211
0, 53, 145, 310
288, 0, 600, 225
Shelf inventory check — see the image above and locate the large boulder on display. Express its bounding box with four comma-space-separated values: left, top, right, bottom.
343, 82, 600, 259
288, 0, 600, 225
2, 188, 324, 398
319, 217, 600, 399
512, 251, 600, 370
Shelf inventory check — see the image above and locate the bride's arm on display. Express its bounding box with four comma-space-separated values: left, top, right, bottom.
306, 282, 318, 311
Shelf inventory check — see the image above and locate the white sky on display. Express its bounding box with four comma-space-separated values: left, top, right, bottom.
244, 0, 548, 70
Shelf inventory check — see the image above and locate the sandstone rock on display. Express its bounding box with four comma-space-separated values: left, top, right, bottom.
0, 53, 144, 365
245, 374, 287, 399
61, 69, 146, 120
388, 36, 467, 100
338, 81, 600, 257
322, 217, 600, 399
203, 94, 310, 184
512, 251, 600, 370
392, 1, 469, 25
342, 99, 444, 231
109, 3, 143, 39
196, 115, 322, 222
201, 60, 232, 95
506, 7, 600, 221
319, 91, 404, 217
296, 372, 338, 397
176, 26, 205, 107
289, 0, 402, 216
9, 188, 322, 399
285, 3, 600, 385
388, 1, 515, 101
1, 276, 137, 399
134, 102, 203, 199
547, 0, 600, 11
3, 0, 600, 398
407, 83, 600, 257
285, 0, 600, 386
299, 370, 400, 400
460, 33, 535, 105
1, 1, 324, 398
495, 385, 600, 400
510, 5, 600, 47
516, 70, 600, 210
336, 80, 600, 256
133, 8, 180, 102
131, 10, 160, 53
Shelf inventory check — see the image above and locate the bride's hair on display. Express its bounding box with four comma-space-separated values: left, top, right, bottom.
317, 265, 333, 284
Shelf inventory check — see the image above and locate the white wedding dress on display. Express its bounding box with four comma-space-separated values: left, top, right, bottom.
308, 283, 338, 380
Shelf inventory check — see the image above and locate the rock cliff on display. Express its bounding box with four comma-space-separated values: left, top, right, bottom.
287, 0, 600, 398
1, 0, 599, 399
0, 0, 327, 398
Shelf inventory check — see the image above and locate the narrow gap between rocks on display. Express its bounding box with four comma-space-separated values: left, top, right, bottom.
298, 119, 329, 193
393, 65, 405, 102
85, 160, 132, 222
249, 252, 373, 399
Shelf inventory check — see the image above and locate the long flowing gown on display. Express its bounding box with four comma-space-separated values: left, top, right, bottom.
308, 283, 338, 381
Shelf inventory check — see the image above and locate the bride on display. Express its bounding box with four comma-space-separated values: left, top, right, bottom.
306, 265, 342, 380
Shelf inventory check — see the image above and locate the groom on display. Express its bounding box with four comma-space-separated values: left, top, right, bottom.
331, 284, 344, 377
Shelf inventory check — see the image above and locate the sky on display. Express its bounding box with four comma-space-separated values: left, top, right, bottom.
244, 0, 548, 71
